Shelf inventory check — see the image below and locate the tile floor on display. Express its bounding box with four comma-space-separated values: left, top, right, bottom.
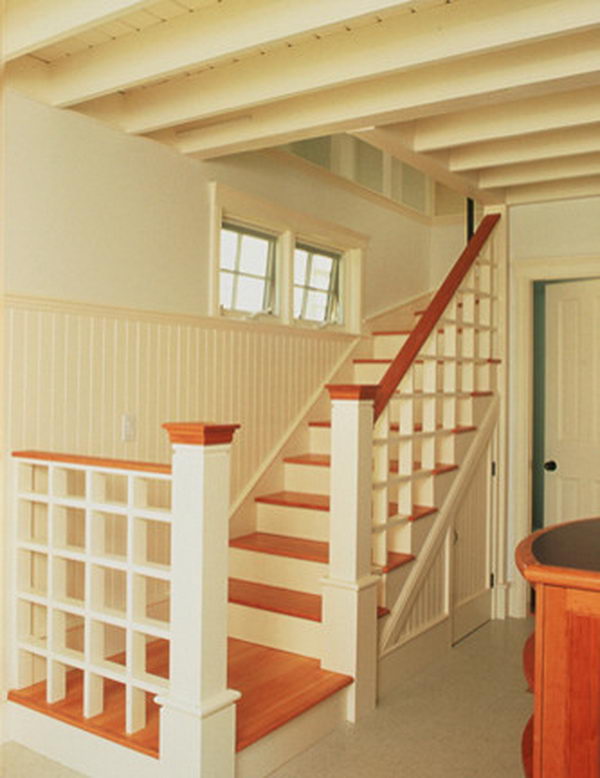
1, 617, 533, 778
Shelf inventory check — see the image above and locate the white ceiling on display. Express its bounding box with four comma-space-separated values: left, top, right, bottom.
5, 0, 600, 205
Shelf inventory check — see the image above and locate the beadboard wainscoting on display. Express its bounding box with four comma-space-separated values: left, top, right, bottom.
5, 296, 355, 502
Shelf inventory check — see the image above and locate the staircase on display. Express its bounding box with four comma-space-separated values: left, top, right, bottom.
225, 215, 503, 755
7, 214, 502, 778
228, 333, 496, 652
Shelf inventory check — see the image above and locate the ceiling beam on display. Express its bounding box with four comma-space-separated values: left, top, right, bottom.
4, 0, 158, 61
351, 127, 503, 205
413, 83, 600, 152
136, 35, 600, 158
506, 175, 600, 205
72, 8, 600, 133
7, 0, 433, 106
479, 153, 600, 188
449, 124, 600, 171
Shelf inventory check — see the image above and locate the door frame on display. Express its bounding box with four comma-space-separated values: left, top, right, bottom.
510, 254, 600, 617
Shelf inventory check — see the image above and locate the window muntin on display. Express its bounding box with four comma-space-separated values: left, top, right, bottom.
219, 223, 276, 314
293, 244, 341, 324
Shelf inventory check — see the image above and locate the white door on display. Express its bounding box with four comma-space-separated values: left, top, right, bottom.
545, 279, 600, 526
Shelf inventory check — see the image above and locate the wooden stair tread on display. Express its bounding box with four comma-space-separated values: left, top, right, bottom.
229, 578, 321, 621
230, 638, 353, 752
230, 532, 329, 563
410, 505, 438, 521
372, 330, 412, 336
310, 420, 477, 435
284, 453, 457, 477
255, 490, 330, 511
9, 638, 354, 757
382, 551, 415, 573
284, 453, 330, 467
353, 358, 392, 364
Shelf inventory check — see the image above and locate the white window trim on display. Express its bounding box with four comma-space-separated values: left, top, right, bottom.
209, 181, 368, 334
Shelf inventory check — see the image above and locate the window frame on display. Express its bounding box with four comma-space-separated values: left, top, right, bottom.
209, 181, 367, 334
219, 221, 278, 316
293, 242, 343, 325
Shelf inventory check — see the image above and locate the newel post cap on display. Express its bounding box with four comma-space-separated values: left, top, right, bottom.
162, 422, 241, 446
326, 384, 379, 401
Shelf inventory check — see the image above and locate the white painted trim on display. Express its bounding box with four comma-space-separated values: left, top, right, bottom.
209, 180, 367, 334
5, 702, 164, 778
380, 397, 499, 655
509, 253, 600, 617
4, 293, 356, 342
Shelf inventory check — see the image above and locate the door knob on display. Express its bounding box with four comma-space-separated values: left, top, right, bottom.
544, 460, 558, 472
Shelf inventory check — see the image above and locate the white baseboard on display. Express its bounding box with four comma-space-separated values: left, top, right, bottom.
5, 702, 163, 778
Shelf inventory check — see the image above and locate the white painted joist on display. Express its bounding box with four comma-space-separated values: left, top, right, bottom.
506, 174, 600, 205
72, 8, 600, 135
352, 127, 503, 205
7, 0, 441, 107
479, 152, 600, 189
140, 35, 600, 159
413, 82, 600, 152
449, 124, 600, 171
3, 0, 159, 61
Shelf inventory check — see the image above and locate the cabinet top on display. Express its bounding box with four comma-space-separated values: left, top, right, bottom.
516, 517, 600, 590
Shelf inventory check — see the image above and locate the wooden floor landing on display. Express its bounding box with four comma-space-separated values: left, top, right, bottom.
8, 638, 353, 757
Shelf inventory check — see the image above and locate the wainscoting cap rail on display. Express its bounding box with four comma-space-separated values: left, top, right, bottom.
163, 421, 241, 445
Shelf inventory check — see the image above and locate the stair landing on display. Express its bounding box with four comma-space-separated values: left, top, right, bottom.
8, 638, 353, 757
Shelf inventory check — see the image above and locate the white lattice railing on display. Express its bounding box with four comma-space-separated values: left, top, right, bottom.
371, 219, 500, 568
13, 453, 173, 734
10, 422, 241, 778
321, 214, 503, 719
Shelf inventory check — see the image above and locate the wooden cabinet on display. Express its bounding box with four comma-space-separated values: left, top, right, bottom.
516, 518, 600, 778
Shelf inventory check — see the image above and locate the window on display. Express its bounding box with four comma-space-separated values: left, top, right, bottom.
210, 182, 365, 332
293, 244, 341, 324
219, 223, 276, 315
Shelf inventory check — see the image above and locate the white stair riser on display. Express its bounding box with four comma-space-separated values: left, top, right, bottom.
284, 462, 330, 493
373, 334, 409, 359
352, 362, 389, 384
412, 469, 457, 508
228, 603, 322, 658
381, 561, 414, 606
308, 426, 331, 455
256, 502, 329, 542
229, 547, 327, 594
439, 430, 476, 463
388, 512, 437, 556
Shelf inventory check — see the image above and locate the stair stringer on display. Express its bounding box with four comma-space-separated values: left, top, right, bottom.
377, 397, 499, 692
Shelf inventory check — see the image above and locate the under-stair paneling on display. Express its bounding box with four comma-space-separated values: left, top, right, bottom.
398, 546, 448, 643
451, 449, 493, 642
5, 297, 352, 501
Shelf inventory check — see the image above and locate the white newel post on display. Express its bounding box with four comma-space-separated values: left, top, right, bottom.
321, 386, 379, 722
159, 422, 241, 778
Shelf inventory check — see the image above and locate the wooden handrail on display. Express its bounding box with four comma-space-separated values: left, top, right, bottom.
373, 213, 501, 421
13, 449, 171, 474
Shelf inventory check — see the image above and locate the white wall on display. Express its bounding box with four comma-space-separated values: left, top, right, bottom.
510, 197, 600, 261
5, 90, 441, 319
4, 90, 465, 499
429, 217, 466, 289
6, 90, 211, 316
